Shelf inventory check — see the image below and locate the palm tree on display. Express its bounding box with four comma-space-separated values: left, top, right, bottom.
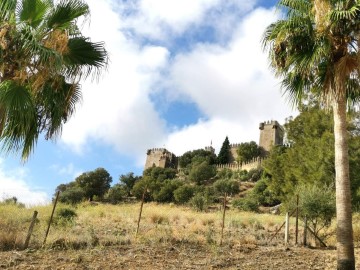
262, 0, 360, 269
0, 0, 108, 160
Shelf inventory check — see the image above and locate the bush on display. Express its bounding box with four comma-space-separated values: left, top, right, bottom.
174, 185, 195, 204
190, 193, 207, 212
232, 196, 259, 212
153, 179, 182, 203
285, 184, 336, 239
214, 179, 240, 196
54, 208, 77, 226
106, 184, 127, 204
251, 178, 280, 206
58, 187, 85, 205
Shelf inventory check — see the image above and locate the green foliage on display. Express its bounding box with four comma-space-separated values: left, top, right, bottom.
236, 141, 260, 163
190, 193, 207, 212
174, 185, 196, 204
119, 172, 140, 196
189, 161, 216, 185
143, 167, 177, 181
213, 179, 239, 195
250, 178, 280, 207
75, 168, 112, 201
217, 136, 231, 164
178, 149, 216, 170
0, 0, 108, 160
58, 186, 85, 205
0, 196, 25, 208
106, 184, 127, 204
286, 184, 336, 237
232, 196, 259, 212
54, 207, 77, 226
216, 168, 233, 180
263, 108, 335, 200
152, 179, 182, 203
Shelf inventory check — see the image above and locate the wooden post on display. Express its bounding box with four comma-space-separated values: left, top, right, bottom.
285, 212, 289, 244
220, 192, 227, 246
135, 188, 147, 237
43, 191, 60, 246
24, 211, 38, 249
295, 194, 299, 245
303, 216, 307, 246
268, 208, 297, 243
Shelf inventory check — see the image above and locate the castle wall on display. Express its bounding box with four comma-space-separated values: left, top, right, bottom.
215, 157, 263, 172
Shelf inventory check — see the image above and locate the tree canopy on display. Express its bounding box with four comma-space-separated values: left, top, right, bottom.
75, 168, 112, 201
217, 136, 230, 164
0, 0, 108, 159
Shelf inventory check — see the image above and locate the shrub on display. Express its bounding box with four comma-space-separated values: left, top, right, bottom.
251, 178, 280, 206
190, 193, 207, 212
285, 184, 335, 240
58, 187, 85, 205
213, 179, 240, 196
174, 185, 195, 204
232, 196, 259, 212
106, 184, 127, 204
54, 208, 77, 226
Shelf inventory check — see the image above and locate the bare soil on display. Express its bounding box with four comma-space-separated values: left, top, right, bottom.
1, 243, 359, 270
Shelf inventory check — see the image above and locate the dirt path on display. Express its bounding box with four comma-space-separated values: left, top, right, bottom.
1, 243, 359, 270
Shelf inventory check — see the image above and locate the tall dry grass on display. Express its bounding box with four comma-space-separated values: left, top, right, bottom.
0, 201, 338, 251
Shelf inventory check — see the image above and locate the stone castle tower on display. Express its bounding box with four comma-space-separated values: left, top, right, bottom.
259, 120, 284, 154
144, 148, 177, 170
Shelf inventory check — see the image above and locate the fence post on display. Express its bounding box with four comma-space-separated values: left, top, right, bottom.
135, 188, 147, 237
303, 216, 307, 246
43, 191, 60, 246
24, 210, 38, 249
295, 194, 299, 245
285, 212, 289, 245
220, 192, 227, 246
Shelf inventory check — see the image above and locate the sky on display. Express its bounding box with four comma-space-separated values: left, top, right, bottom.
0, 0, 296, 205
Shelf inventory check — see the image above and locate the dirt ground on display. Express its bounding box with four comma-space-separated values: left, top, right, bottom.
1, 243, 359, 270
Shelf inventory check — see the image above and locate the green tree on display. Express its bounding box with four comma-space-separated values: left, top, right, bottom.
236, 141, 261, 163
178, 149, 216, 170
119, 172, 141, 196
174, 185, 196, 204
217, 136, 230, 164
106, 184, 127, 204
213, 179, 239, 196
263, 1, 360, 266
75, 168, 112, 201
58, 187, 85, 205
189, 161, 217, 185
0, 0, 108, 160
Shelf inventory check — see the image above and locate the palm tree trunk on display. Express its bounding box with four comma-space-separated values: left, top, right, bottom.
333, 95, 355, 270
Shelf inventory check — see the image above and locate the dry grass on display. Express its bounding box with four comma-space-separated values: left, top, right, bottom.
0, 202, 343, 251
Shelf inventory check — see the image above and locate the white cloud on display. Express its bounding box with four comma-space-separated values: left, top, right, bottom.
116, 0, 256, 40
164, 8, 295, 154
61, 1, 295, 164
0, 160, 49, 206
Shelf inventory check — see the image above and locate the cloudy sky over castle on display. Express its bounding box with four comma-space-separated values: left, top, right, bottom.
0, 0, 295, 204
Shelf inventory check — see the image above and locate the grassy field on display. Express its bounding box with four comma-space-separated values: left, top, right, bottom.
2, 202, 360, 269
0, 202, 289, 251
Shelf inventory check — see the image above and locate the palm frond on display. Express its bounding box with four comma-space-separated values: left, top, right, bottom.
0, 81, 37, 160
36, 76, 82, 139
46, 0, 89, 30
0, 0, 16, 21
18, 0, 51, 28
64, 37, 108, 80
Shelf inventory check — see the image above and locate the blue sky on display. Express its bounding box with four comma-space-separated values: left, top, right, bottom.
0, 0, 294, 205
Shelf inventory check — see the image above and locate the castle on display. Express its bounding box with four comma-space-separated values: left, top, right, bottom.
145, 120, 284, 171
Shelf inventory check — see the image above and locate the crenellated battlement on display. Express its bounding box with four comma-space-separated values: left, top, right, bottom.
144, 120, 284, 171
215, 157, 264, 171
